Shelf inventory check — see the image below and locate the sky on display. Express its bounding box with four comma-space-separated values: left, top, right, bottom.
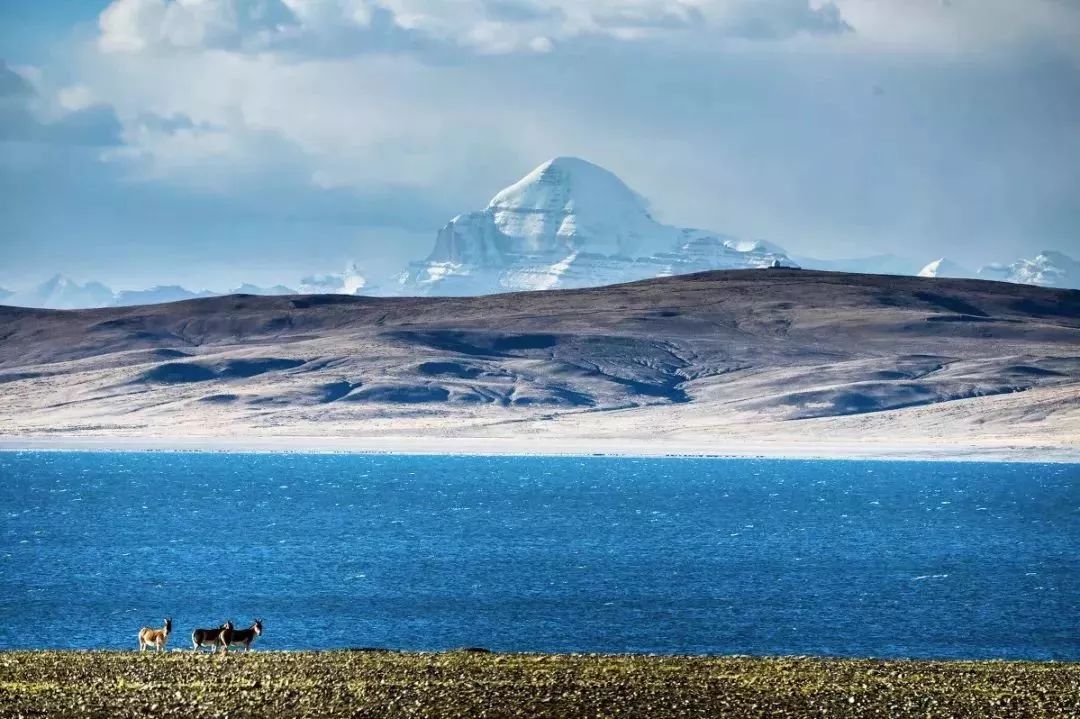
1, 0, 1078, 292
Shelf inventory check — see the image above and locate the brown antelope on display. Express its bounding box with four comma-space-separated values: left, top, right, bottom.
137, 618, 172, 652
191, 622, 231, 653
219, 619, 262, 652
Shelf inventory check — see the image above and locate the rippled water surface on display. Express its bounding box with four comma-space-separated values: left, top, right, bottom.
0, 452, 1076, 658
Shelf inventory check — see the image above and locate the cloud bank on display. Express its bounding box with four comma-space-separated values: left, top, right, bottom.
2, 0, 1078, 289
96, 0, 856, 56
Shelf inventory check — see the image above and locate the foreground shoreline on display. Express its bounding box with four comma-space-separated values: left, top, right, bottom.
1, 650, 1077, 718
2, 434, 1078, 463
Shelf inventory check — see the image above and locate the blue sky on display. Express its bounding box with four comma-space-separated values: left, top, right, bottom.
0, 1, 102, 61
1, 0, 1078, 291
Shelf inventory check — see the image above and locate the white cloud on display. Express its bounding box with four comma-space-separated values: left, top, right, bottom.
97, 0, 858, 56
528, 36, 554, 53
92, 0, 1080, 64
833, 0, 1080, 57
99, 0, 166, 52
13, 0, 1069, 273
79, 0, 1080, 199
58, 85, 97, 112
99, 0, 300, 53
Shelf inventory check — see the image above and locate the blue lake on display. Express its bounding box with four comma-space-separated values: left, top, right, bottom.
0, 452, 1077, 659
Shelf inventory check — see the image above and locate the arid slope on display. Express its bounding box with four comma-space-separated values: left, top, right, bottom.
1, 269, 1077, 456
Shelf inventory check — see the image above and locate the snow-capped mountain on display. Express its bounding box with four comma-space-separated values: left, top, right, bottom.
113, 285, 217, 306
299, 262, 371, 295
7, 275, 116, 310
230, 283, 298, 296
978, 250, 1080, 290
399, 157, 796, 296
114, 283, 296, 306
2, 276, 303, 309
917, 258, 976, 279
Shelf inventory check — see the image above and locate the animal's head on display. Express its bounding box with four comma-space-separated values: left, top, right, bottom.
164, 618, 173, 633
253, 619, 263, 635
222, 620, 234, 630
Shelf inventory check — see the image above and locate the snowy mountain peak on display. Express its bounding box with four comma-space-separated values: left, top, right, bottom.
490, 156, 625, 201
917, 258, 974, 279
979, 250, 1080, 289
489, 157, 645, 212
498, 157, 638, 203
10, 274, 116, 309
401, 157, 797, 296
299, 262, 370, 295
486, 157, 656, 258
230, 283, 298, 296
917, 258, 945, 277
41, 274, 102, 294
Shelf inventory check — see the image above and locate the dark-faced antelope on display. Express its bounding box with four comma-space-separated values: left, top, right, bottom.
137, 618, 172, 652
191, 622, 231, 652
219, 619, 262, 652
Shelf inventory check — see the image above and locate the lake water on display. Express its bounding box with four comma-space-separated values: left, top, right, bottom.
0, 452, 1076, 659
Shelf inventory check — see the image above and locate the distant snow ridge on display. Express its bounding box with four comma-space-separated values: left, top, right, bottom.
299, 262, 371, 295
231, 283, 297, 296
8, 275, 115, 310
400, 157, 797, 295
978, 250, 1080, 289
917, 258, 975, 279
3, 275, 301, 309
113, 285, 217, 306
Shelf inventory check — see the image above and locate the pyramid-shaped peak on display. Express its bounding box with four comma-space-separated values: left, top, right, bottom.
544, 156, 612, 174
918, 257, 974, 279
403, 157, 800, 294
487, 156, 649, 219
917, 258, 946, 277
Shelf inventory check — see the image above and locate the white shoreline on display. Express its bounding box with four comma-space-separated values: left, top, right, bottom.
0, 435, 1076, 463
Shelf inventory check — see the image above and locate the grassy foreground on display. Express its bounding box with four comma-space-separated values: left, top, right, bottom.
1, 651, 1077, 718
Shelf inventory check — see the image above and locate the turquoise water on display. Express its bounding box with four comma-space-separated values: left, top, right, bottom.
0, 452, 1076, 659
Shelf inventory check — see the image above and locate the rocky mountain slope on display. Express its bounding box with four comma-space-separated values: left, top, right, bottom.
1, 269, 1077, 455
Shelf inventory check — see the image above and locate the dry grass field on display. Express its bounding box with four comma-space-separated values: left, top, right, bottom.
1, 650, 1077, 718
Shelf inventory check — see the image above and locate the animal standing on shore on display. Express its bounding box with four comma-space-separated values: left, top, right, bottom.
137, 618, 172, 652
219, 619, 262, 652
191, 622, 231, 653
